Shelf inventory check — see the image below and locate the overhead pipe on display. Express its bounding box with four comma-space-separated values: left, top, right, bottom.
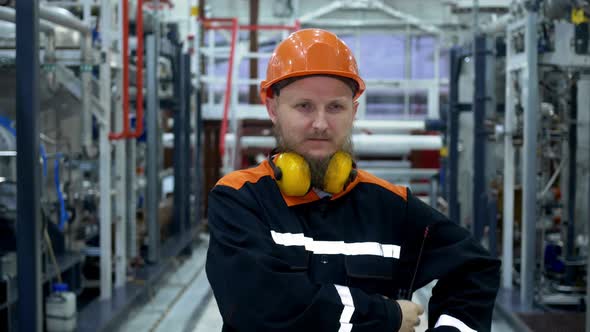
0, 6, 55, 34
224, 133, 442, 156
353, 120, 426, 134
39, 5, 91, 34
36, 5, 94, 152
0, 6, 92, 151
110, 0, 145, 140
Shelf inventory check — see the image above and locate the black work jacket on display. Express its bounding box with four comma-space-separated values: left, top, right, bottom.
206, 160, 500, 332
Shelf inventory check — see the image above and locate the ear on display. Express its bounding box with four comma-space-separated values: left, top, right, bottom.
266, 97, 278, 124
353, 100, 359, 119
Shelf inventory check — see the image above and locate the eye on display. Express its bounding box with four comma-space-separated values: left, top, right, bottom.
328, 103, 344, 112
295, 102, 312, 111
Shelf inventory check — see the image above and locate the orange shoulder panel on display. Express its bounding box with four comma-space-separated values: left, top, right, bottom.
215, 161, 274, 190
356, 169, 408, 201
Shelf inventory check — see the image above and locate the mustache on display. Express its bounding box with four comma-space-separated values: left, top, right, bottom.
305, 135, 331, 140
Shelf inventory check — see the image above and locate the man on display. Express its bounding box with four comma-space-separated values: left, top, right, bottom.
206, 28, 500, 332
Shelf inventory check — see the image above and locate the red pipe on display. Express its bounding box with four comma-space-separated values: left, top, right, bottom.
130, 0, 144, 138
218, 18, 238, 156
199, 18, 300, 156
110, 0, 144, 140
110, 0, 131, 140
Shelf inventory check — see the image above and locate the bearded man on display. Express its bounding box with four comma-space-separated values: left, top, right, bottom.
206, 29, 500, 332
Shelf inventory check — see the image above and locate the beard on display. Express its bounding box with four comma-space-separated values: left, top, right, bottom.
273, 123, 354, 190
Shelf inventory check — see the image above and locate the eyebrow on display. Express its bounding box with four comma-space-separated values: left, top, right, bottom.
290, 97, 349, 104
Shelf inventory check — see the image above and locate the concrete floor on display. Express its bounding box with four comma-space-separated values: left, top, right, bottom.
114, 234, 518, 332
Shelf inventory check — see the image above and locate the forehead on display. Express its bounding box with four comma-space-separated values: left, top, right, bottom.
278, 76, 354, 100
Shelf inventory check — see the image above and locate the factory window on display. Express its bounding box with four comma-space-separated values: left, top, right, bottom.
411, 35, 436, 79
358, 33, 406, 79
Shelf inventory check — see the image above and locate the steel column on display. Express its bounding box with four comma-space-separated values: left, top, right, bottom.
127, 139, 137, 259
146, 34, 160, 263
16, 1, 42, 330
577, 76, 590, 332
448, 48, 461, 224
502, 27, 516, 290
473, 35, 487, 241
588, 173, 590, 332
520, 11, 539, 310
183, 53, 192, 230
195, 85, 203, 223
99, 0, 113, 300
566, 82, 577, 263
173, 48, 188, 235
114, 38, 127, 287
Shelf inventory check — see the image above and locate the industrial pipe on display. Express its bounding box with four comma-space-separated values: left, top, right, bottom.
216, 18, 238, 156
199, 18, 300, 156
0, 6, 55, 34
39, 5, 91, 34
480, 14, 512, 34
130, 0, 145, 138
224, 133, 442, 156
205, 23, 300, 31
353, 120, 425, 134
109, 0, 131, 140
38, 5, 94, 151
110, 0, 145, 140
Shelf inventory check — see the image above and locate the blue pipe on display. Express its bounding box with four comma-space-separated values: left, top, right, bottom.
54, 153, 69, 231
0, 115, 67, 229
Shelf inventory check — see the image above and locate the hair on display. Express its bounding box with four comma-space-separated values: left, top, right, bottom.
271, 74, 358, 99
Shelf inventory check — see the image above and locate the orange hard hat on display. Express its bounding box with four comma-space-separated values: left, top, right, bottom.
260, 28, 366, 104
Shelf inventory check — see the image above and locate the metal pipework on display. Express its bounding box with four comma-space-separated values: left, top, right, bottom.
39, 6, 91, 34
520, 11, 539, 310
0, 6, 56, 34
353, 120, 425, 134
480, 13, 513, 34
224, 134, 443, 156
38, 5, 93, 153
363, 168, 438, 181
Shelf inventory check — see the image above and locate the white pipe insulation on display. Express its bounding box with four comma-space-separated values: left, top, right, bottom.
224, 133, 442, 156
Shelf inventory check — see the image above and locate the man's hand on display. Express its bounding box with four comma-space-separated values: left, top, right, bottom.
396, 300, 424, 332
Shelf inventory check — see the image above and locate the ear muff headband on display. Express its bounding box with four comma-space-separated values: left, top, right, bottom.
269, 151, 357, 197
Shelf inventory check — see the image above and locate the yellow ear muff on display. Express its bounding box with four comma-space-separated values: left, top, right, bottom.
323, 151, 353, 194
274, 152, 311, 196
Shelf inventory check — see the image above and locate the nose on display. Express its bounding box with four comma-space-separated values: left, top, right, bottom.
311, 109, 328, 132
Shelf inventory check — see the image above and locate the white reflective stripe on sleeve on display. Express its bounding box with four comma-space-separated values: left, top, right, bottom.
270, 231, 401, 259
270, 231, 311, 247
434, 314, 477, 332
335, 285, 355, 332
338, 323, 353, 332
340, 306, 354, 323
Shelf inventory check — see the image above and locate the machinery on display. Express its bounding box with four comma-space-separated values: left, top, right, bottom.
0, 1, 202, 331
447, 0, 590, 329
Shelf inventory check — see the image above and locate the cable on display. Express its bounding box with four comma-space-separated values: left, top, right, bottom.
44, 228, 63, 284
406, 226, 429, 300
